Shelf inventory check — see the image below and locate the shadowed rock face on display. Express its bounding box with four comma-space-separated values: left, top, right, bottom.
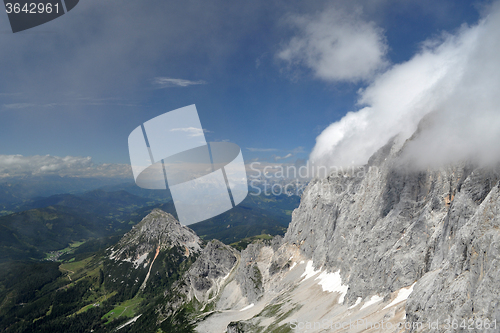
184, 240, 238, 295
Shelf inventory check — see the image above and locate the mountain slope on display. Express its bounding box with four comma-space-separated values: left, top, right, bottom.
0, 209, 202, 333
0, 206, 111, 262
189, 193, 299, 243
3, 133, 499, 333
19, 189, 150, 214
104, 209, 202, 302
0, 176, 130, 214
157, 135, 500, 332
0, 189, 165, 262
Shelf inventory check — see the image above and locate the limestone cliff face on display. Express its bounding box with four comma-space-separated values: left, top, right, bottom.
282, 137, 500, 330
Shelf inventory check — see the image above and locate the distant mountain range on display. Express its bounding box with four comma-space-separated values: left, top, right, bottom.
0, 189, 153, 263
0, 175, 300, 332
0, 178, 299, 262
0, 175, 132, 214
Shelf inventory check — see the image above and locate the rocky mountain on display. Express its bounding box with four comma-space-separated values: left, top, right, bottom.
108, 209, 202, 262
138, 133, 500, 332
103, 209, 202, 301
0, 208, 206, 333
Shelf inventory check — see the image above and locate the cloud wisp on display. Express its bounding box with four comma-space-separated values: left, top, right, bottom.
309, 3, 500, 170
3, 103, 37, 109
170, 127, 210, 137
153, 77, 207, 88
278, 6, 388, 83
0, 155, 132, 178
247, 148, 279, 152
273, 153, 293, 161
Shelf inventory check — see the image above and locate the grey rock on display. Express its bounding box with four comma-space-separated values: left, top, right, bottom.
233, 243, 265, 303
163, 239, 239, 314
282, 136, 500, 330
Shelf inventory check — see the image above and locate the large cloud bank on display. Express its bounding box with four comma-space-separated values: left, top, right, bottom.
307, 3, 500, 169
278, 7, 388, 82
0, 155, 132, 178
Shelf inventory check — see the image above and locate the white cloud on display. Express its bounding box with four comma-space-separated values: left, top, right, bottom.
153, 77, 207, 88
310, 3, 500, 170
169, 127, 209, 137
274, 153, 293, 161
0, 155, 132, 178
2, 99, 141, 110
3, 103, 36, 109
247, 148, 279, 152
278, 7, 388, 82
291, 146, 306, 154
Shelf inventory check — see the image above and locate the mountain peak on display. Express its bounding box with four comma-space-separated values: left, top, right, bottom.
109, 209, 202, 263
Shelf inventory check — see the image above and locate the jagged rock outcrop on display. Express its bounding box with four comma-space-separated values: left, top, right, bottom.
156, 239, 240, 325
176, 239, 239, 306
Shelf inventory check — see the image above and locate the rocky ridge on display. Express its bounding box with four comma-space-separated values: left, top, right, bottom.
102, 137, 500, 333
189, 135, 500, 332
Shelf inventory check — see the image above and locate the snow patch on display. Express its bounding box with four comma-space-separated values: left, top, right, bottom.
240, 303, 255, 312
360, 295, 384, 310
134, 252, 148, 267
383, 283, 415, 309
301, 261, 321, 280
348, 297, 362, 309
299, 262, 349, 303
108, 249, 117, 260
289, 262, 297, 271
315, 270, 349, 303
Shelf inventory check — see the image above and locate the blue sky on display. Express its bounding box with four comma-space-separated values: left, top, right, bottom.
0, 0, 490, 171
